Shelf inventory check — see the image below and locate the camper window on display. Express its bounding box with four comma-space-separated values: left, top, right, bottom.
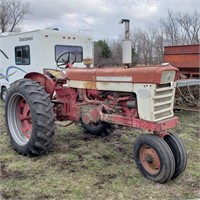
15, 46, 30, 65
55, 45, 83, 63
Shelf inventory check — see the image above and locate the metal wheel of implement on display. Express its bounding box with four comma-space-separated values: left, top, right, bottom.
82, 121, 110, 136
164, 133, 187, 179
5, 79, 56, 156
134, 134, 175, 183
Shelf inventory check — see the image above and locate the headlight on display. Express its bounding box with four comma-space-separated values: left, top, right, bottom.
160, 71, 175, 84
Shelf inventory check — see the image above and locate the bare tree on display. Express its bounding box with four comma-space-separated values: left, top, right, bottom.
95, 10, 199, 67
0, 0, 10, 32
160, 10, 200, 45
109, 39, 122, 66
131, 26, 163, 65
0, 0, 30, 33
131, 29, 143, 65
160, 10, 180, 45
176, 11, 200, 44
154, 32, 164, 64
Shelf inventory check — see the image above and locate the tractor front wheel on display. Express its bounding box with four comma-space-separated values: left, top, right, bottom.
5, 79, 56, 156
164, 133, 187, 179
134, 134, 175, 183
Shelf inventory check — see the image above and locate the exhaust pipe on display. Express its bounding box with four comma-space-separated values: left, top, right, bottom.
119, 19, 132, 66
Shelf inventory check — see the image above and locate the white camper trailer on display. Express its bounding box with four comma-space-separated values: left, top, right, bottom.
0, 29, 94, 100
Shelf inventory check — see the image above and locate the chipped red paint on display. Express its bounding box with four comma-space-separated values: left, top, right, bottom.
67, 65, 178, 84
18, 97, 32, 139
164, 44, 200, 78
24, 72, 55, 95
99, 112, 178, 132
26, 65, 178, 137
164, 44, 200, 69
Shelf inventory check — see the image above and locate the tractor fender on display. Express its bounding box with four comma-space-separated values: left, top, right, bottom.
24, 72, 55, 96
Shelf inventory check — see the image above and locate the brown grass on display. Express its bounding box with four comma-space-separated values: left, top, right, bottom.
0, 100, 199, 200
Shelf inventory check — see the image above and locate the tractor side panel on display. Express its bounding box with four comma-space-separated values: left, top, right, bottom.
68, 79, 176, 122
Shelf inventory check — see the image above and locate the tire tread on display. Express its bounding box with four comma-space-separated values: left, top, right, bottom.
5, 78, 56, 156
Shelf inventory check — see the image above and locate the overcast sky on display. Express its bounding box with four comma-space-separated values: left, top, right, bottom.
21, 0, 199, 40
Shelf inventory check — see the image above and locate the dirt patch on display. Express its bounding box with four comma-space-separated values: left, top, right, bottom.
94, 173, 117, 189
0, 162, 26, 180
195, 128, 200, 138
1, 189, 21, 200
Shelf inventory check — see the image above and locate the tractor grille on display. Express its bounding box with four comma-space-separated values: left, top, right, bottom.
153, 83, 174, 121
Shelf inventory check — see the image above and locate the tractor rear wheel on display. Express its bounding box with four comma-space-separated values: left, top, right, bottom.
134, 134, 175, 183
5, 79, 56, 156
164, 133, 187, 179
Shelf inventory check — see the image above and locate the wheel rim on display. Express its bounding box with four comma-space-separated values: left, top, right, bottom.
139, 145, 161, 175
7, 94, 32, 146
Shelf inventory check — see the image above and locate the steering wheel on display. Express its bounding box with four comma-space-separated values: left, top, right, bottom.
56, 52, 77, 69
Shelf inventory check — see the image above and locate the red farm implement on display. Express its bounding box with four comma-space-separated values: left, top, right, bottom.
164, 44, 200, 111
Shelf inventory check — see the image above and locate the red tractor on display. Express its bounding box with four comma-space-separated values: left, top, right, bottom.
5, 52, 187, 183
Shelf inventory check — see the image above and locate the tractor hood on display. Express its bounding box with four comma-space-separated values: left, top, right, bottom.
67, 65, 178, 84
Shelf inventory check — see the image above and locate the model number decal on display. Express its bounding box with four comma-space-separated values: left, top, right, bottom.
19, 37, 33, 42
96, 76, 132, 82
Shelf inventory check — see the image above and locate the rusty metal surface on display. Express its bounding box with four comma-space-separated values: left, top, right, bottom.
24, 72, 55, 95
164, 45, 200, 111
164, 54, 199, 68
164, 44, 200, 69
175, 85, 200, 112
174, 106, 199, 112
67, 65, 178, 84
99, 111, 178, 132
164, 44, 200, 54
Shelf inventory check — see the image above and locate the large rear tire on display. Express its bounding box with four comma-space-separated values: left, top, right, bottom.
164, 133, 187, 179
134, 134, 175, 183
5, 79, 56, 156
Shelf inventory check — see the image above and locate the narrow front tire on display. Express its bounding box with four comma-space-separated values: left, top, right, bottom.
164, 133, 187, 179
134, 134, 175, 183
